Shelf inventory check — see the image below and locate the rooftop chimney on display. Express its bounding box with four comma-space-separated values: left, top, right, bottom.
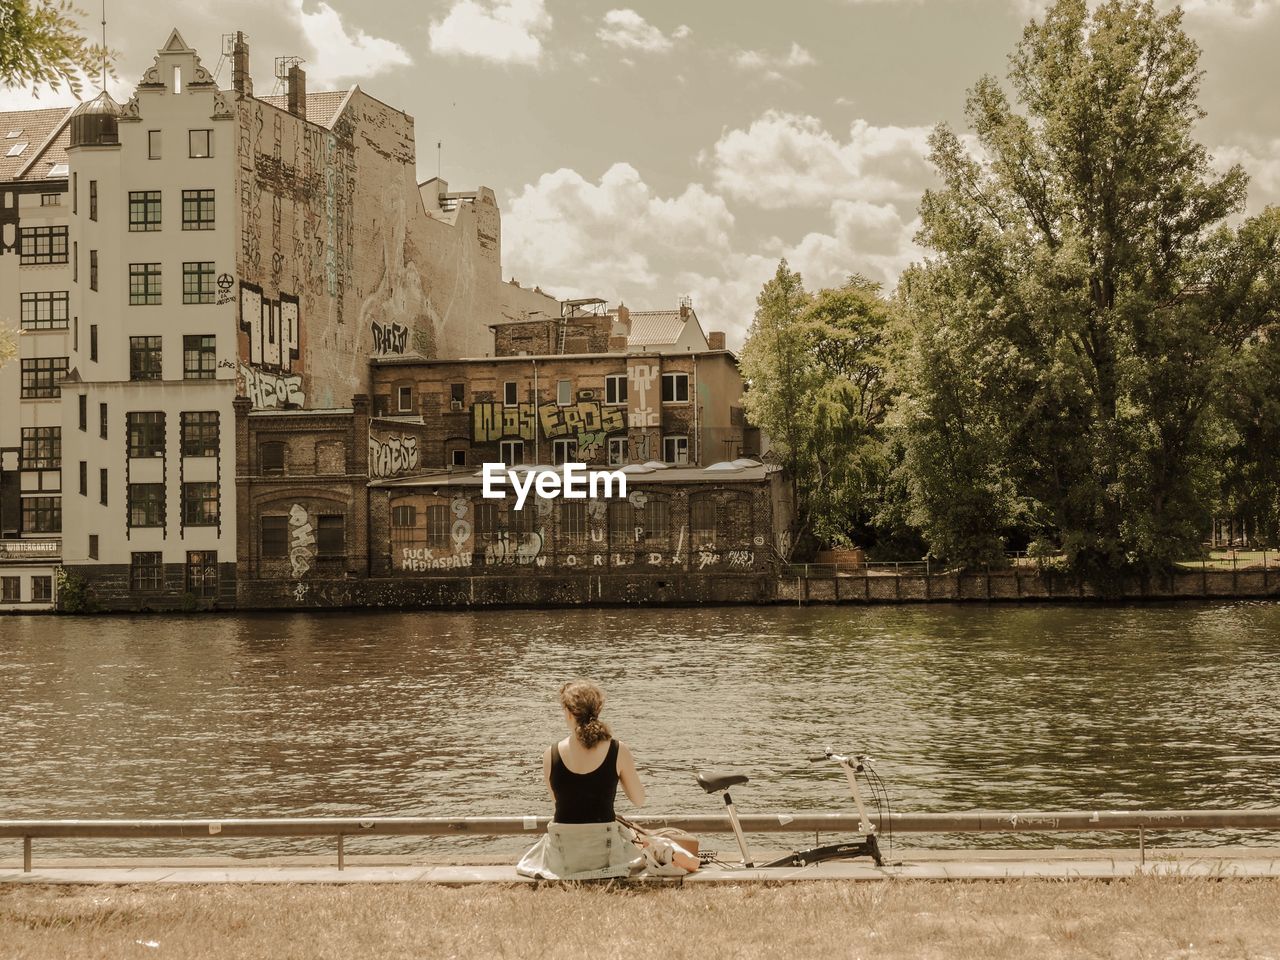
232, 32, 252, 96
708, 331, 726, 350
609, 303, 631, 352
287, 64, 307, 120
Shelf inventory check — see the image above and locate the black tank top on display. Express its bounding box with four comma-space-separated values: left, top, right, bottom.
550, 739, 619, 824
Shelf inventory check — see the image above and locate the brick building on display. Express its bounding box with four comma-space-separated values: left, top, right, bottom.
369, 299, 758, 477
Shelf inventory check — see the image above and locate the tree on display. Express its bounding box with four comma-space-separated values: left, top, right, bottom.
1, 0, 107, 98
740, 262, 896, 557
0, 323, 16, 366
897, 0, 1280, 572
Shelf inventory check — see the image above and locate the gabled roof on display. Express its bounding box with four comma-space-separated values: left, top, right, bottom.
626, 310, 687, 347
0, 106, 73, 182
257, 90, 351, 128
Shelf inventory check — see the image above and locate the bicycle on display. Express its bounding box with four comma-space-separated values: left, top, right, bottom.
695, 749, 887, 868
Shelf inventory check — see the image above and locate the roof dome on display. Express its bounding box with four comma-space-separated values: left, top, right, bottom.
69, 91, 122, 148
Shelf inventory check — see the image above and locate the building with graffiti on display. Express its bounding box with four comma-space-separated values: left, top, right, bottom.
0, 27, 556, 610
369, 299, 758, 473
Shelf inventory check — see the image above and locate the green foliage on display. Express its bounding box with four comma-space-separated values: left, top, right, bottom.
0, 324, 16, 366
895, 0, 1280, 572
0, 0, 110, 98
741, 262, 896, 557
54, 567, 91, 613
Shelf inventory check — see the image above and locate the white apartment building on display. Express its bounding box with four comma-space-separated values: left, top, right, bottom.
1, 107, 74, 611
1, 28, 557, 611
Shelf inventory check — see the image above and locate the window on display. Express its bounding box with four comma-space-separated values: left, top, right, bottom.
89, 249, 97, 290
98, 402, 107, 439
19, 292, 69, 330
90, 325, 98, 362
317, 515, 344, 557
661, 372, 689, 403
643, 498, 669, 541
181, 189, 214, 230
40, 193, 60, 206
691, 497, 716, 551
89, 535, 98, 560
79, 461, 87, 496
663, 435, 689, 465
128, 483, 166, 527
148, 130, 161, 159
20, 427, 61, 470
608, 437, 627, 466
609, 502, 636, 546
20, 357, 68, 398
72, 172, 77, 213
499, 439, 524, 467
72, 241, 77, 280
183, 335, 215, 380
22, 496, 61, 533
89, 180, 97, 220
19, 225, 68, 264
451, 448, 467, 467
560, 502, 587, 544
186, 551, 218, 597
181, 412, 219, 457
182, 482, 219, 526
73, 314, 78, 350
31, 576, 52, 602
189, 129, 211, 158
99, 468, 108, 505
397, 385, 413, 413
130, 552, 163, 593
129, 263, 162, 304
182, 261, 215, 303
260, 442, 285, 476
427, 504, 451, 548
1, 577, 19, 602
474, 502, 498, 541
557, 379, 572, 406
78, 394, 87, 431
130, 336, 163, 380
261, 516, 288, 558
128, 190, 162, 231
503, 380, 518, 406
605, 374, 628, 406
450, 382, 465, 405
391, 505, 417, 528
552, 438, 577, 465
127, 412, 166, 458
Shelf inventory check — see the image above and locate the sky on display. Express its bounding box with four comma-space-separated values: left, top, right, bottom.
4, 0, 1279, 345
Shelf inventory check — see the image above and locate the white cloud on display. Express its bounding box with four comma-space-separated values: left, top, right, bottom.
596, 9, 690, 53
429, 0, 552, 66
1179, 0, 1279, 22
732, 41, 816, 80
706, 111, 933, 210
292, 0, 411, 85
1214, 140, 1280, 208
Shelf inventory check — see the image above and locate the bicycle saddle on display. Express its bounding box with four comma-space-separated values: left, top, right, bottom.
696, 771, 750, 793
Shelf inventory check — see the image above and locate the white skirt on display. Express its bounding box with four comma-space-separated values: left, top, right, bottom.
515, 821, 646, 880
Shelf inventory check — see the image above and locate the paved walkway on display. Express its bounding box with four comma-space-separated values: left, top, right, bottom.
3, 849, 1279, 885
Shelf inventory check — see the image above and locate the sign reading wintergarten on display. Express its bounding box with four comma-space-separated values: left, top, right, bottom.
481, 463, 627, 511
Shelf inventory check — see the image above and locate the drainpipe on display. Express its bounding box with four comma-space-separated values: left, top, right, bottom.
532, 358, 539, 464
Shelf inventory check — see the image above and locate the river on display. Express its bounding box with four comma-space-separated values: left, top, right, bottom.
2, 602, 1278, 858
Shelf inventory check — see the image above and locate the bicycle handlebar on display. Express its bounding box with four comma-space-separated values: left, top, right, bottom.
809, 749, 873, 767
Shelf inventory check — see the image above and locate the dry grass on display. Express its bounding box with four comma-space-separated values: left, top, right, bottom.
3, 879, 1279, 960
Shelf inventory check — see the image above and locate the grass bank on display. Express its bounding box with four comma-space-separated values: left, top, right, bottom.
3, 878, 1278, 959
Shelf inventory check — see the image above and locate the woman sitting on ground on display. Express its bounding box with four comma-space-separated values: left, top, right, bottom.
544, 680, 645, 822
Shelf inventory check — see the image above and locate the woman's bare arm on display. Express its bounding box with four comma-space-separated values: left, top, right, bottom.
617, 742, 646, 808
543, 746, 553, 799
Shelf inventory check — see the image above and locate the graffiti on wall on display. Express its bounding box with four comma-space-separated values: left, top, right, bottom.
369, 435, 419, 478
241, 364, 305, 409
484, 531, 545, 566
372, 320, 409, 355
627, 362, 660, 428
240, 283, 300, 372
471, 400, 625, 458
288, 503, 315, 578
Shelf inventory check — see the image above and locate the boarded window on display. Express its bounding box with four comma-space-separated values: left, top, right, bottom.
691, 497, 716, 552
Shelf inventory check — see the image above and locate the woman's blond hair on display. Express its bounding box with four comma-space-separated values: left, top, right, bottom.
560, 680, 611, 748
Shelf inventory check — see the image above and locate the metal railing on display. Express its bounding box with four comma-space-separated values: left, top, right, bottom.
5, 809, 1280, 872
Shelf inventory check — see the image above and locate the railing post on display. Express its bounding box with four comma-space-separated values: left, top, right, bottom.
23, 836, 32, 873
337, 834, 345, 871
